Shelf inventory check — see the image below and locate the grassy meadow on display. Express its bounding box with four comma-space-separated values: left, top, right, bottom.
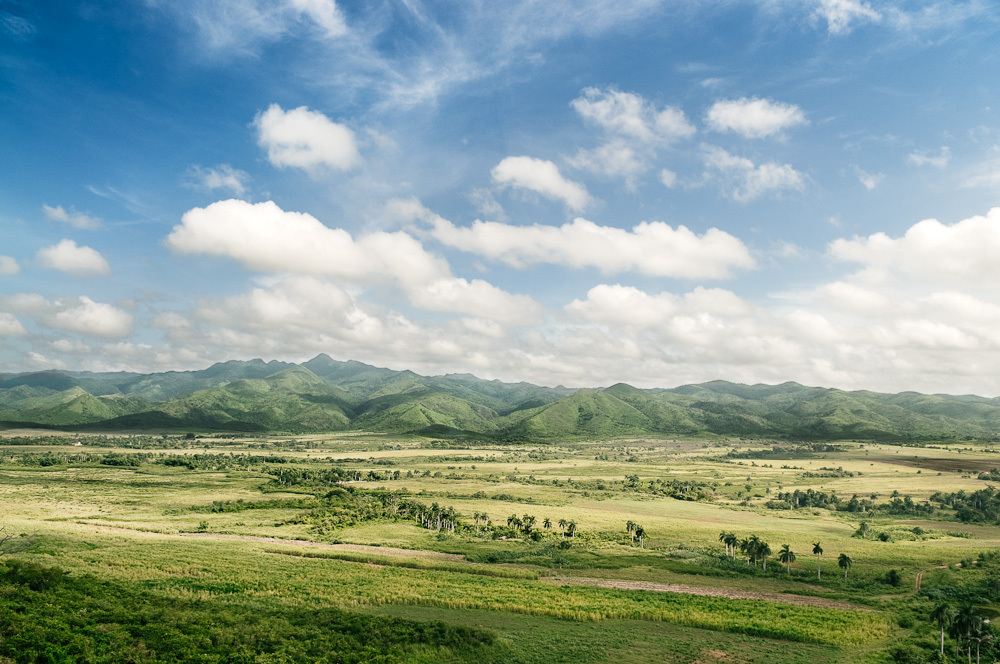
4, 431, 1000, 662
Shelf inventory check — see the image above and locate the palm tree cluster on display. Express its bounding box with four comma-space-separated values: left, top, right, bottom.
932, 602, 994, 664
415, 502, 458, 533
625, 521, 646, 548
719, 533, 848, 580
719, 531, 772, 570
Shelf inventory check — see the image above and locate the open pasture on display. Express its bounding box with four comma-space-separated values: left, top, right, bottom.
5, 432, 1000, 662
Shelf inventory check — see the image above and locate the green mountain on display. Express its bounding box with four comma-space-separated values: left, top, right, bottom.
2, 357, 1000, 440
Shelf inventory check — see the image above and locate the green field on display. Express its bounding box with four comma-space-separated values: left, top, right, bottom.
4, 430, 1000, 662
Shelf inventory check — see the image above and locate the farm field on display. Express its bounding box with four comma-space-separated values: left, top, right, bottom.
3, 430, 1000, 662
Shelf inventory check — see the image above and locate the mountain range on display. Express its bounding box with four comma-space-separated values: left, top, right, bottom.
2, 354, 1000, 441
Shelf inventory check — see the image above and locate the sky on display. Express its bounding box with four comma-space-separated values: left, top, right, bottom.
2, 0, 1000, 395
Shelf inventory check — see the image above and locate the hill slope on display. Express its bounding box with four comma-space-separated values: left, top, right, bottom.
3, 357, 1000, 440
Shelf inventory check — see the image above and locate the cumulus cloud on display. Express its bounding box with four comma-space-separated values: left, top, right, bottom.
2, 294, 133, 338
491, 156, 591, 211
0, 256, 19, 275
907, 146, 951, 168
659, 169, 678, 188
701, 145, 805, 202
185, 164, 250, 194
423, 211, 755, 279
814, 0, 881, 34
829, 206, 1000, 286
42, 204, 102, 230
571, 87, 695, 144
254, 104, 360, 174
567, 140, 645, 189
36, 240, 111, 276
166, 199, 538, 323
704, 97, 808, 139
0, 313, 28, 337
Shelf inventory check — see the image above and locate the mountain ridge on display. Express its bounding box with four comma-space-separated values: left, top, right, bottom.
2, 356, 999, 441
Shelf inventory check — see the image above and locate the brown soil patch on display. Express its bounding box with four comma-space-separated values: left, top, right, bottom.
546, 576, 868, 610
178, 532, 465, 561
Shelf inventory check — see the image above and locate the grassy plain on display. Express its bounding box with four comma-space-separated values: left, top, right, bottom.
3, 431, 1000, 662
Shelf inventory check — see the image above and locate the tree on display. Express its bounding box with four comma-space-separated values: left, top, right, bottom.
930, 603, 956, 658
838, 553, 852, 580
558, 518, 568, 537
952, 605, 982, 664
812, 542, 823, 580
567, 521, 578, 538
758, 541, 772, 571
718, 530, 728, 556
778, 544, 796, 576
543, 517, 552, 532
635, 525, 645, 549
738, 538, 751, 565
725, 532, 739, 561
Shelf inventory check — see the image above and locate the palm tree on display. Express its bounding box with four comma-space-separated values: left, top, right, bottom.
812, 542, 823, 580
930, 603, 956, 658
558, 518, 568, 537
718, 530, 728, 555
543, 517, 552, 532
838, 553, 852, 580
724, 532, 739, 561
778, 544, 795, 576
635, 525, 645, 549
758, 541, 772, 571
971, 620, 992, 664
738, 537, 751, 565
953, 604, 982, 664
748, 535, 762, 567
567, 520, 578, 538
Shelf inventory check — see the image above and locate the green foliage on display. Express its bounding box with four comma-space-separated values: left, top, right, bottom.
0, 562, 501, 663
8, 358, 1000, 439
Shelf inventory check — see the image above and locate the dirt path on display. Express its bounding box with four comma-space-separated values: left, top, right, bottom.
178, 532, 465, 561
545, 576, 868, 610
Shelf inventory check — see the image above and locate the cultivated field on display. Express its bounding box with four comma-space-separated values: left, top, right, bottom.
3, 430, 1000, 662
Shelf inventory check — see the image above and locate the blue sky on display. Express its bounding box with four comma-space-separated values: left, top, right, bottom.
2, 0, 1000, 394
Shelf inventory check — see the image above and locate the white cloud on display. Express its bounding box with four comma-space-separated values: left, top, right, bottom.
814, 0, 881, 34
285, 0, 347, 37
36, 239, 111, 276
568, 140, 646, 189
704, 97, 808, 139
491, 156, 591, 211
51, 339, 92, 354
424, 211, 756, 279
2, 294, 133, 338
853, 165, 884, 190
701, 145, 805, 202
829, 207, 1000, 287
963, 155, 1000, 189
42, 204, 102, 230
186, 164, 250, 194
0, 313, 27, 337
566, 284, 679, 327
166, 199, 537, 323
659, 169, 678, 188
254, 104, 360, 174
467, 188, 506, 221
167, 199, 445, 281
0, 256, 19, 275
907, 146, 951, 168
571, 87, 695, 144
150, 0, 346, 53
